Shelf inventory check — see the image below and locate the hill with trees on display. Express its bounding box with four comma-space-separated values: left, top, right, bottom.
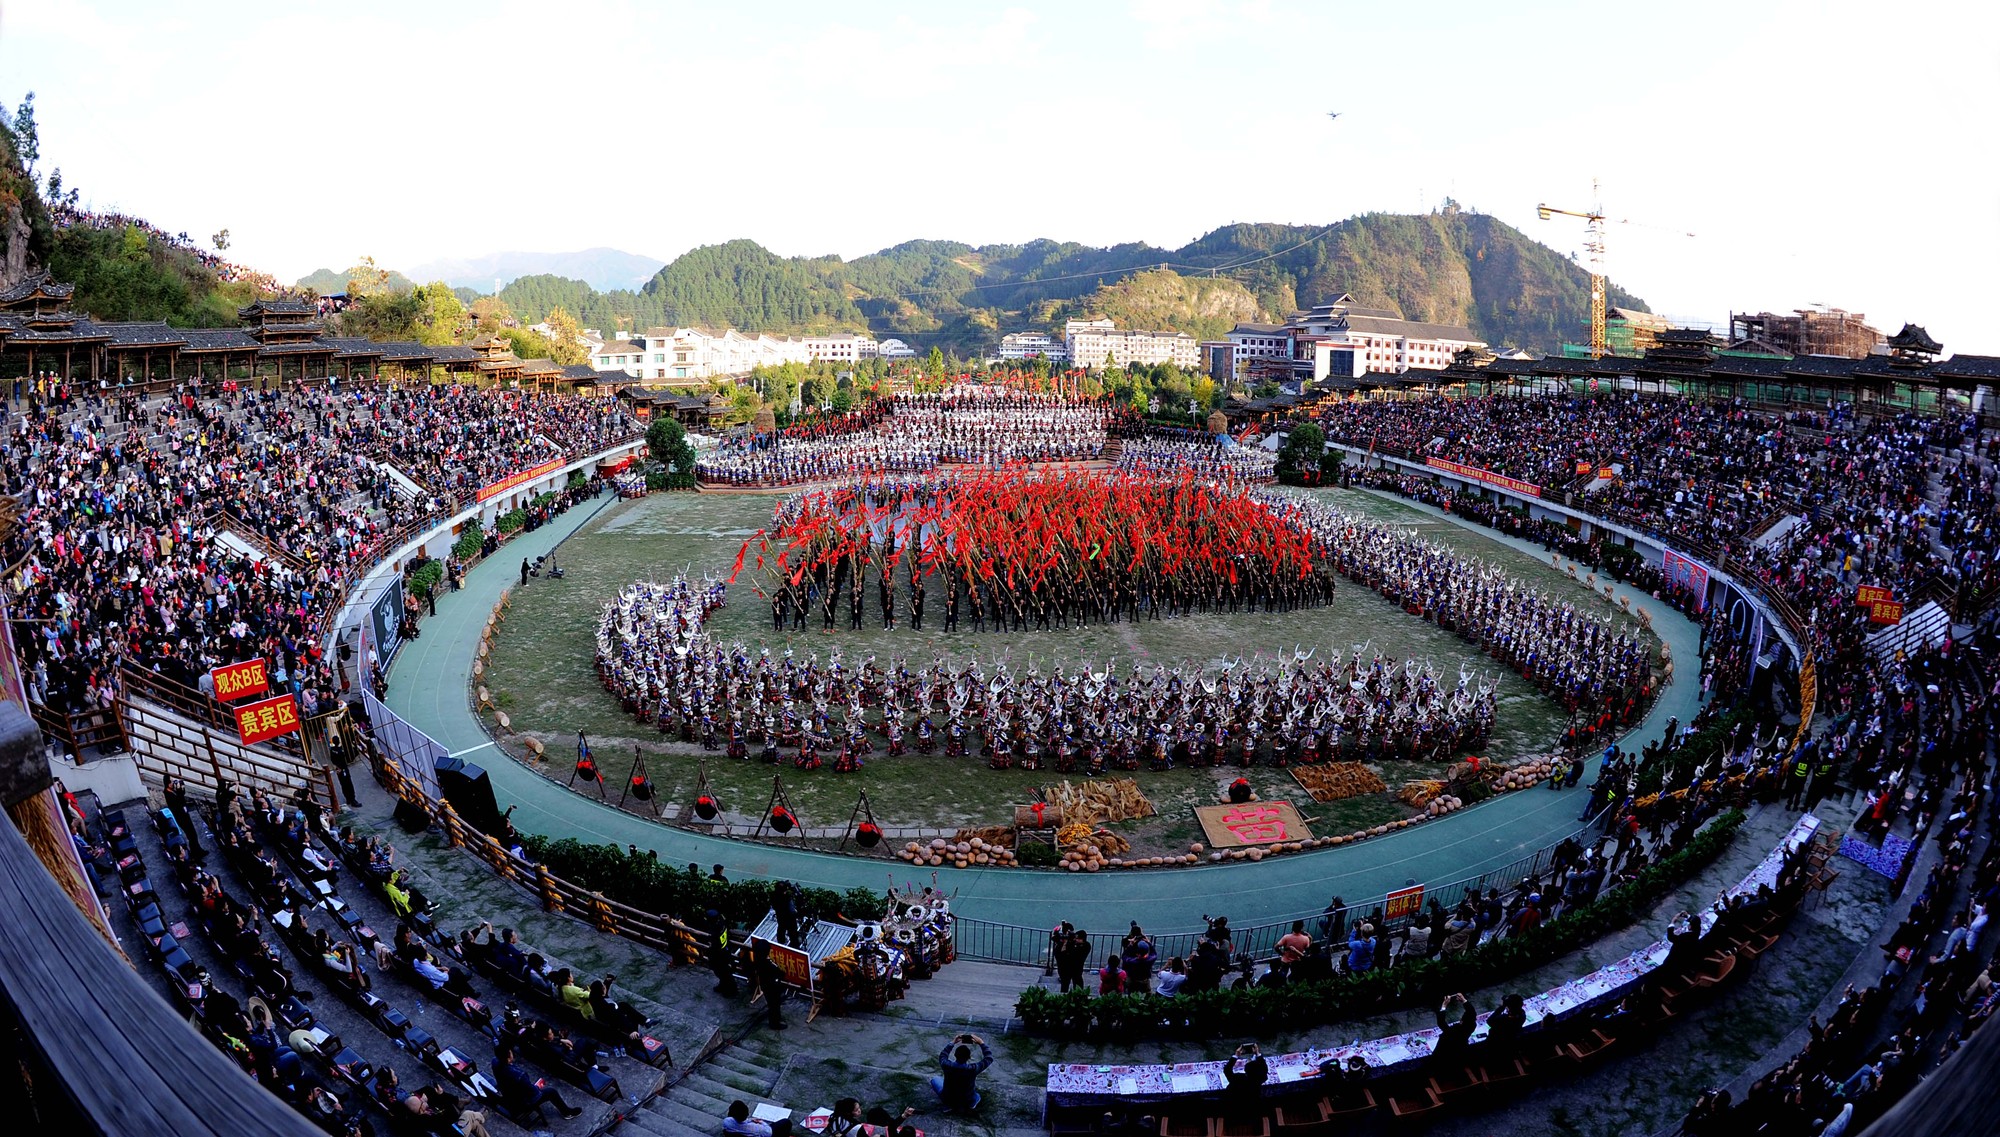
475, 207, 1646, 355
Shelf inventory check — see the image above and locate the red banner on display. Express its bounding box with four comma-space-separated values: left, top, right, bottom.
234, 693, 302, 746
1385, 884, 1425, 921
755, 937, 815, 993
1856, 585, 1896, 607
210, 658, 269, 702
1424, 456, 1542, 498
477, 458, 565, 503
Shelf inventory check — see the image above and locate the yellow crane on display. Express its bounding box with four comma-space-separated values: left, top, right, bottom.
1537, 180, 1611, 359
1538, 182, 1694, 359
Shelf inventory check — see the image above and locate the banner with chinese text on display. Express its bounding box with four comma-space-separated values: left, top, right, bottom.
476, 457, 564, 503
210, 658, 269, 702
234, 693, 303, 747
1423, 456, 1542, 498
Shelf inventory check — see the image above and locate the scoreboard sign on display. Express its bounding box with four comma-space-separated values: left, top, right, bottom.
210, 658, 270, 702
234, 693, 303, 746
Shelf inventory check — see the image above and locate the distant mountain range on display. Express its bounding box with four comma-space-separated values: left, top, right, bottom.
403, 247, 665, 293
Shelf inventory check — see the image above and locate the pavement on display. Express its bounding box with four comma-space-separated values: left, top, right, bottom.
386, 487, 1707, 948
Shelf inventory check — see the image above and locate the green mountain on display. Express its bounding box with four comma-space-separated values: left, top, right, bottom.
487, 209, 1645, 354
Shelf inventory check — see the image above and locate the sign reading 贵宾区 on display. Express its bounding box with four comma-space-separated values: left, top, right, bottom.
234, 693, 302, 746
1868, 600, 1904, 626
209, 658, 269, 702
1424, 456, 1542, 498
477, 457, 565, 503
1385, 884, 1425, 921
1195, 801, 1315, 849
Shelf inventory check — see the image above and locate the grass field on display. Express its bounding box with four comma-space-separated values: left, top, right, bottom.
479, 486, 1654, 856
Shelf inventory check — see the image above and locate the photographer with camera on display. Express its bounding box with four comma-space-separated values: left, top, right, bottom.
1222, 1042, 1268, 1118
932, 1032, 994, 1113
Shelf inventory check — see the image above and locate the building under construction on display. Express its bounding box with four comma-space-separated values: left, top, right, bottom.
1728, 307, 1882, 359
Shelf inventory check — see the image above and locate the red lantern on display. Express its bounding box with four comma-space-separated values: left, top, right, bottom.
855, 821, 882, 848
769, 806, 795, 833
630, 774, 653, 801
575, 757, 599, 782
694, 794, 718, 820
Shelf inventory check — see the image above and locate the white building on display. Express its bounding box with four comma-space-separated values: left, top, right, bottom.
997, 331, 1068, 362
1291, 295, 1485, 379
592, 335, 647, 378
1064, 317, 1200, 370
877, 338, 918, 359
803, 333, 879, 363
1217, 322, 1300, 385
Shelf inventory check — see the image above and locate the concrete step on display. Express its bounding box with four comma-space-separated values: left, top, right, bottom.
683, 1058, 770, 1097
668, 1075, 736, 1115
643, 1093, 727, 1134
707, 1048, 781, 1082
619, 1104, 708, 1137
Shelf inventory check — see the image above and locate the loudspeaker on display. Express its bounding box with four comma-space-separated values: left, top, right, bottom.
434, 754, 465, 778
436, 760, 504, 837
393, 796, 432, 834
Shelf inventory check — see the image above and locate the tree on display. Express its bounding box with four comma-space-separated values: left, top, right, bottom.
646, 417, 696, 475
211, 229, 230, 252
1276, 422, 1327, 486
11, 93, 36, 175
345, 256, 393, 298
411, 281, 466, 346
470, 296, 516, 331
542, 306, 587, 365
924, 345, 946, 380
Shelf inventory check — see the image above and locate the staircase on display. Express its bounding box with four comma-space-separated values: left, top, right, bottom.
1100, 436, 1123, 463
617, 1033, 791, 1137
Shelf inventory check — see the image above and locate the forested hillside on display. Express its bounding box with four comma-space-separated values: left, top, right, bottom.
471, 207, 1645, 354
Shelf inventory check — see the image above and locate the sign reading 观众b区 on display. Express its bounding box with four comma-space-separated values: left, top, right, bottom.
477, 457, 565, 503
234, 693, 302, 746
1195, 800, 1315, 849
1424, 456, 1542, 498
1385, 884, 1425, 921
210, 658, 269, 702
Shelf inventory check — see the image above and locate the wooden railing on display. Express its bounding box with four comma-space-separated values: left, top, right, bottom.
377, 759, 714, 970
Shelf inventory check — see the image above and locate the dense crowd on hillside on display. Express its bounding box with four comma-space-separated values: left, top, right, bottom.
49, 201, 287, 293
3, 381, 636, 723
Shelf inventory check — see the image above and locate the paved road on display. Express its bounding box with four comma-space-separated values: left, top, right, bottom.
387, 488, 1703, 943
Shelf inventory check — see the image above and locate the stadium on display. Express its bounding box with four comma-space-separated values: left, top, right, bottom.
1, 7, 1996, 1137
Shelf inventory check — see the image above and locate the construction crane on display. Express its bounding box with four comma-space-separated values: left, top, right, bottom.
1537, 181, 1611, 358
1538, 182, 1695, 360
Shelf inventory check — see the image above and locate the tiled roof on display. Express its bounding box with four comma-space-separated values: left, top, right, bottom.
100, 321, 190, 348
177, 328, 261, 351
317, 337, 386, 359
0, 315, 107, 342
256, 340, 335, 356
237, 297, 316, 318
0, 272, 76, 305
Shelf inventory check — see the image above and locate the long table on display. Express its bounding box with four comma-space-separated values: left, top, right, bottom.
1045, 814, 1819, 1106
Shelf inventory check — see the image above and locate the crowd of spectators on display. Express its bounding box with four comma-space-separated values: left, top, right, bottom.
2, 379, 637, 729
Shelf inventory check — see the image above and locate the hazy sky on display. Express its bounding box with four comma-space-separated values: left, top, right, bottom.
5, 0, 1996, 349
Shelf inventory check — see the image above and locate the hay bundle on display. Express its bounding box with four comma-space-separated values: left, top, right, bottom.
1398, 778, 1446, 808
1290, 762, 1388, 803
1042, 778, 1156, 826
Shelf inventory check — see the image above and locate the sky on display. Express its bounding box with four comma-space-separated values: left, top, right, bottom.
4, 0, 1997, 349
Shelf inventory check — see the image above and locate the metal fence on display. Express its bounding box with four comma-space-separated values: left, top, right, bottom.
950, 802, 1612, 968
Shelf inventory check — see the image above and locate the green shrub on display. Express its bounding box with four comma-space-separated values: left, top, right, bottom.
406, 560, 444, 599
496, 508, 526, 535
518, 833, 888, 927
1014, 809, 1747, 1038
452, 521, 484, 562
566, 470, 589, 491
